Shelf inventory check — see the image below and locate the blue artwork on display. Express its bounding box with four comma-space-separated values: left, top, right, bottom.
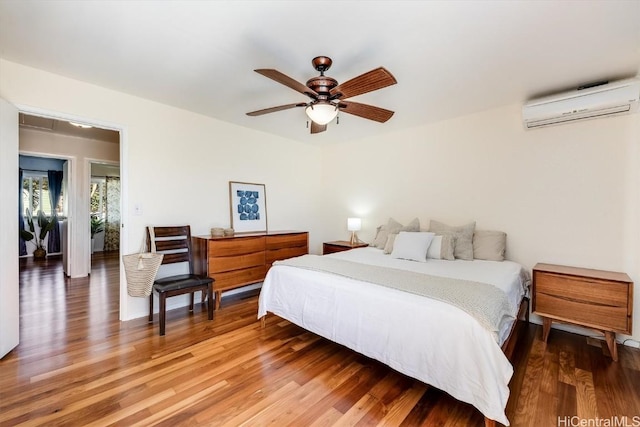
236, 189, 260, 221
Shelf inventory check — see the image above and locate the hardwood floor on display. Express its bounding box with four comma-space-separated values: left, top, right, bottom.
1, 254, 639, 426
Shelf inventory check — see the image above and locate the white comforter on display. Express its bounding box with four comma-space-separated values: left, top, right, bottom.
257, 247, 529, 425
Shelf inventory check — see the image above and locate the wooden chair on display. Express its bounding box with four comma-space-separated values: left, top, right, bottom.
147, 226, 214, 336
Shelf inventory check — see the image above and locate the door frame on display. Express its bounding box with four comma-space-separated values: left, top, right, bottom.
15, 104, 129, 321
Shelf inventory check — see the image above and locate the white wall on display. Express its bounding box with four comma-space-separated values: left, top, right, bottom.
3, 57, 639, 344
320, 104, 640, 342
1, 59, 323, 321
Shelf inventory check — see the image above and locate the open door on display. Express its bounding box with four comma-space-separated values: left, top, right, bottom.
0, 97, 20, 358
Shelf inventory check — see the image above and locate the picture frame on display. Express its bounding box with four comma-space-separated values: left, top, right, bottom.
229, 181, 267, 234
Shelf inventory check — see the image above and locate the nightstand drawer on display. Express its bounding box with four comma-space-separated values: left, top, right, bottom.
323, 240, 369, 255
535, 272, 629, 307
535, 292, 629, 332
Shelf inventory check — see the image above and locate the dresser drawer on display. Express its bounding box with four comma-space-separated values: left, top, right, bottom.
266, 232, 308, 250
266, 246, 307, 266
209, 252, 265, 274
212, 266, 266, 292
208, 236, 265, 256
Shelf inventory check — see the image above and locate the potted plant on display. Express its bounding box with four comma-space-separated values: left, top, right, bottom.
20, 209, 57, 260
91, 215, 105, 253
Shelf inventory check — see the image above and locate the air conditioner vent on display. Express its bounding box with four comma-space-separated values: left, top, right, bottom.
523, 78, 639, 129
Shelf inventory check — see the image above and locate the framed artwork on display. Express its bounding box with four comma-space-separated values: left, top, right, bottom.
229, 181, 267, 233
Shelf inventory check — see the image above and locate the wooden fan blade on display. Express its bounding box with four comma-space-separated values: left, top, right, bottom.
338, 101, 394, 123
255, 69, 318, 98
310, 121, 327, 134
330, 67, 397, 99
246, 103, 306, 116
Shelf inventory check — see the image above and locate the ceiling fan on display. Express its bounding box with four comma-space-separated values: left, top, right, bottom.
246, 56, 397, 134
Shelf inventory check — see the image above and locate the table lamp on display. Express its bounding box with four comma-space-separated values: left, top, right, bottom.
347, 217, 361, 245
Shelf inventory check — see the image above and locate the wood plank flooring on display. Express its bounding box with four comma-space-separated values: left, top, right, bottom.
1, 253, 639, 426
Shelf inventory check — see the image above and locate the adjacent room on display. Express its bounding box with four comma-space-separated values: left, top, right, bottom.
0, 1, 639, 426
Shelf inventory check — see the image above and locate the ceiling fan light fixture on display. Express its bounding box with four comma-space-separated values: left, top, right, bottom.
305, 102, 338, 125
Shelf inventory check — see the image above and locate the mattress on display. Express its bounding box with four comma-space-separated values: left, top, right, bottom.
257, 247, 530, 425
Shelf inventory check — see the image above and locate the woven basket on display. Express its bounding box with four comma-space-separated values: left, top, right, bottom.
211, 227, 224, 237
122, 252, 164, 297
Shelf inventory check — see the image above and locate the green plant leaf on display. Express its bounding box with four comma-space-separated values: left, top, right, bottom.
20, 229, 34, 241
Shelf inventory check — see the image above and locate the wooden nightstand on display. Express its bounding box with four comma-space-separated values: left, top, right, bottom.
532, 263, 633, 361
323, 240, 369, 255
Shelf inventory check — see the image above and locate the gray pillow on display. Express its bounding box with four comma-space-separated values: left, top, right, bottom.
372, 217, 420, 249
473, 230, 506, 261
372, 218, 403, 248
429, 220, 476, 260
383, 233, 398, 254
401, 217, 420, 232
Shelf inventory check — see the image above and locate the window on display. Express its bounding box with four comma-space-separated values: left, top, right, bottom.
90, 177, 106, 219
22, 173, 64, 216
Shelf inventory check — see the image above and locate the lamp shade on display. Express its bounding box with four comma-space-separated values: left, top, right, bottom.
347, 217, 361, 231
305, 102, 338, 125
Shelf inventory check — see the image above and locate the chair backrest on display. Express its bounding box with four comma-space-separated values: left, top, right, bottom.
146, 225, 194, 274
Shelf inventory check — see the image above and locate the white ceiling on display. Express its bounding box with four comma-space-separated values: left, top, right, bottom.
1, 1, 639, 144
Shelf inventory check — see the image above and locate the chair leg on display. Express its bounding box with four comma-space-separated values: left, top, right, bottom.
189, 293, 194, 311
148, 292, 154, 323
159, 292, 166, 336
207, 284, 214, 320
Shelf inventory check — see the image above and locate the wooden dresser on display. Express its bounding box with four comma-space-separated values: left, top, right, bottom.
532, 263, 633, 361
193, 231, 308, 310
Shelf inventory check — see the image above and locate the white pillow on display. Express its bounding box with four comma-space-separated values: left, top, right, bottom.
390, 232, 435, 262
426, 235, 456, 260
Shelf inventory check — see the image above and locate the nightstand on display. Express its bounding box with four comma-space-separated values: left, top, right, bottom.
323, 240, 369, 255
532, 263, 633, 361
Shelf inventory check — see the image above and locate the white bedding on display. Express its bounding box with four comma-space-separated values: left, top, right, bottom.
257, 247, 529, 425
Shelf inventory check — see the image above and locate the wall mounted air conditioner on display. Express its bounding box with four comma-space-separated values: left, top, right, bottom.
522, 78, 640, 129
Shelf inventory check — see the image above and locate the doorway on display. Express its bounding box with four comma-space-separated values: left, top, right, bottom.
18, 113, 121, 278
2, 101, 129, 358
90, 162, 121, 263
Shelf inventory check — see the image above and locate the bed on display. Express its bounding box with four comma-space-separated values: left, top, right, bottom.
257, 246, 530, 426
